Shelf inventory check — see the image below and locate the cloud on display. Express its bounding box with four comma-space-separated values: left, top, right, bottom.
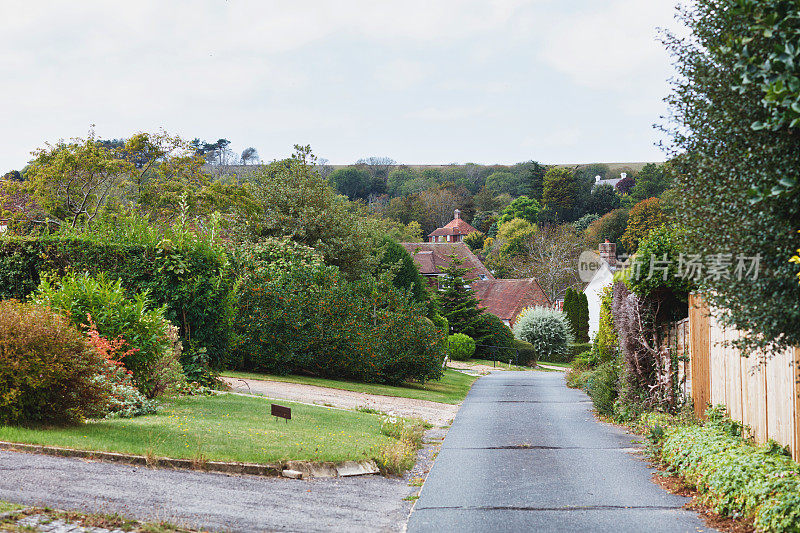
537, 0, 678, 90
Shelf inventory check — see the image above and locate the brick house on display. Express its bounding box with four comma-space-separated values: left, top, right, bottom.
427, 209, 479, 243
401, 241, 551, 327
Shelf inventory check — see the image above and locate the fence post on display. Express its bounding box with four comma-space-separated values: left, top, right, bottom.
689, 294, 711, 419
795, 347, 800, 461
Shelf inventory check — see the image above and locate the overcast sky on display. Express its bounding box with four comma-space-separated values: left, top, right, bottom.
0, 0, 681, 170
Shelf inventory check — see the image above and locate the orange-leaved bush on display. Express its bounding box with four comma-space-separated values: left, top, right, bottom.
0, 300, 108, 425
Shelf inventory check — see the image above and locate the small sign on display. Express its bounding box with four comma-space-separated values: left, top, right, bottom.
271, 403, 291, 422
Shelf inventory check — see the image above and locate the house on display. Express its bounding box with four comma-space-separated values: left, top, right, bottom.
584, 241, 618, 336
401, 240, 552, 328
400, 242, 494, 289
592, 172, 626, 190
427, 209, 479, 243
471, 278, 551, 327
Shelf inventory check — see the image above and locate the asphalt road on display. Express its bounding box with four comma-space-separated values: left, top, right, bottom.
407, 371, 713, 533
0, 450, 414, 532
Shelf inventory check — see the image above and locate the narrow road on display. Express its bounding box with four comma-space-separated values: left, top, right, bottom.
407, 371, 712, 533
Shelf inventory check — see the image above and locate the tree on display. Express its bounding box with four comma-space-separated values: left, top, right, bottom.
355, 156, 396, 182
615, 175, 636, 195
576, 163, 610, 182
500, 224, 587, 302
463, 230, 485, 252
540, 167, 579, 222
25, 132, 133, 227
577, 292, 590, 343
376, 236, 429, 306
3, 170, 22, 181
664, 0, 800, 352
627, 163, 671, 206
498, 195, 540, 225
485, 171, 524, 196
436, 255, 486, 341
328, 167, 371, 200
619, 198, 664, 253
587, 184, 621, 215
238, 145, 375, 279
241, 147, 259, 165
586, 208, 629, 253
490, 218, 537, 264
563, 288, 579, 337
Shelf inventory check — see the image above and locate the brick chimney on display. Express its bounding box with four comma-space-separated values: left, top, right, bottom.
598, 240, 617, 267
454, 209, 461, 220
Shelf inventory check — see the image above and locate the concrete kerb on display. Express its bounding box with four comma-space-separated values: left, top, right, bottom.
0, 441, 379, 479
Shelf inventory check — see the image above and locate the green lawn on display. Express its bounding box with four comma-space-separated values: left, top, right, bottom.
0, 394, 394, 464
537, 361, 571, 368
222, 368, 476, 405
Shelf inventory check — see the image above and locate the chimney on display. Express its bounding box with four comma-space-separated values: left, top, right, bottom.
454, 209, 461, 220
599, 240, 617, 267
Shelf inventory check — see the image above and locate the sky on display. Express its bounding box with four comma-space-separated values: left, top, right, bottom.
0, 0, 682, 170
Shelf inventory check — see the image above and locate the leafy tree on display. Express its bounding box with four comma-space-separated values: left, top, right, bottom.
615, 175, 636, 195
576, 163, 610, 182
587, 184, 621, 215
463, 230, 485, 252
241, 147, 259, 165
328, 167, 371, 200
387, 168, 417, 197
509, 161, 548, 200
498, 195, 540, 225
619, 198, 664, 253
563, 288, 579, 337
376, 236, 429, 305
25, 132, 133, 227
436, 255, 486, 341
664, 0, 800, 353
3, 170, 22, 181
540, 167, 579, 222
573, 213, 600, 233
493, 218, 537, 260
627, 163, 671, 207
239, 145, 375, 278
586, 208, 629, 253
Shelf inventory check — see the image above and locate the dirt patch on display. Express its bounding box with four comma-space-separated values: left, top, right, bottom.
652, 471, 755, 533
222, 377, 459, 427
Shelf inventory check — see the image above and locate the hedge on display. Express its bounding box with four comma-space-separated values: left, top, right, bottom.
0, 237, 234, 369
655, 408, 800, 532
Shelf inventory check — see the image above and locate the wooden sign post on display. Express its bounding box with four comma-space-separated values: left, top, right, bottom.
271, 403, 291, 423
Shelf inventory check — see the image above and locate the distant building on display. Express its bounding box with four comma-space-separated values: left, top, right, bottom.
400, 241, 551, 328
427, 209, 479, 243
472, 278, 551, 327
592, 172, 626, 190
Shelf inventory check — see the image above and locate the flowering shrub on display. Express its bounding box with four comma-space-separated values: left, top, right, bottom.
33, 272, 184, 398
233, 239, 445, 384
0, 300, 108, 425
447, 333, 476, 361
513, 306, 574, 362
85, 319, 157, 418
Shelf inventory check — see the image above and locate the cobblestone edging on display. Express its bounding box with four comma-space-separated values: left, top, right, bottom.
0, 441, 379, 479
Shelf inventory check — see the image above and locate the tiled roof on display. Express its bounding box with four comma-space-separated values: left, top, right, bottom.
471, 278, 551, 324
400, 242, 494, 281
428, 217, 479, 237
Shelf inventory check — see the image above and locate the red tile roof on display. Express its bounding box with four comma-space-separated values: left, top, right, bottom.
400, 242, 494, 281
471, 278, 551, 325
428, 217, 479, 237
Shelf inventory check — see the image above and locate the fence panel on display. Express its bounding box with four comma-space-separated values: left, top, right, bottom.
685, 296, 799, 460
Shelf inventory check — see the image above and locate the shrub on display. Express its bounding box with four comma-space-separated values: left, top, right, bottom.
0, 300, 108, 425
233, 239, 445, 384
583, 360, 619, 417
0, 236, 234, 369
473, 313, 515, 360
513, 306, 574, 362
591, 285, 618, 363
33, 272, 184, 398
656, 408, 800, 532
513, 338, 537, 366
447, 333, 476, 361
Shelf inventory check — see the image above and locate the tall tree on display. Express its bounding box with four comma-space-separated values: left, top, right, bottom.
436, 255, 486, 341
540, 167, 579, 223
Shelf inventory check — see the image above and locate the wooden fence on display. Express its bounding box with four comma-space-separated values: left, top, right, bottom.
687, 294, 800, 460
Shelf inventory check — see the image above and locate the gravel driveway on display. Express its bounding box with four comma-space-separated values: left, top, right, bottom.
221, 377, 459, 427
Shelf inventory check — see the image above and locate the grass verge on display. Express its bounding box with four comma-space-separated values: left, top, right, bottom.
0, 501, 23, 514
0, 507, 194, 532
222, 368, 476, 405
460, 359, 532, 371
0, 393, 395, 464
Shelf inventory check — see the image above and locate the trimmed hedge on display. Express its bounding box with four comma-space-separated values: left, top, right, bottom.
513, 338, 537, 366
0, 237, 234, 369
539, 342, 592, 364
655, 408, 800, 532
